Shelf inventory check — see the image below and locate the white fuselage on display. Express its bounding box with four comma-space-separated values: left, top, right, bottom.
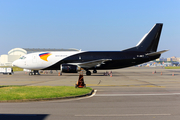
12, 51, 84, 70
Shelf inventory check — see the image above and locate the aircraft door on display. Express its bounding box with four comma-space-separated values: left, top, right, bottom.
32, 55, 37, 63
24, 61, 26, 66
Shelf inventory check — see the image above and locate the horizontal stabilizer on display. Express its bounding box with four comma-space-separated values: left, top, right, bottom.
146, 50, 169, 56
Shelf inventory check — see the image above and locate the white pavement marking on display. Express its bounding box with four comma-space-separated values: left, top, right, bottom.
95, 93, 180, 96
75, 114, 171, 117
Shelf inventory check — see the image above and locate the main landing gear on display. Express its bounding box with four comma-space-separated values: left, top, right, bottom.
29, 70, 40, 75
85, 69, 97, 75
93, 69, 97, 73
86, 70, 91, 75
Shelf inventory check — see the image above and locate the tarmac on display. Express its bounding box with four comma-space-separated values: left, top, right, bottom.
0, 66, 180, 120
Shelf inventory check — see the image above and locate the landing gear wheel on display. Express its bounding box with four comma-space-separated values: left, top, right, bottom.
86, 71, 91, 76
29, 72, 33, 76
33, 70, 40, 75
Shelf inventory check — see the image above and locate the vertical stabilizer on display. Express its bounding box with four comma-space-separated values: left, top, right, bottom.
123, 23, 163, 52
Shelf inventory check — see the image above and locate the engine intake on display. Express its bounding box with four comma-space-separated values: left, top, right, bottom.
61, 64, 80, 73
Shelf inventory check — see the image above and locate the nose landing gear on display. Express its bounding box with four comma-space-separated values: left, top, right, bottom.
29, 70, 40, 75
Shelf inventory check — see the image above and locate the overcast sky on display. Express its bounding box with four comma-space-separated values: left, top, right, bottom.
0, 0, 180, 58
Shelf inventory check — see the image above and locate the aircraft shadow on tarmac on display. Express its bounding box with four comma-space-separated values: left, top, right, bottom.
15, 70, 180, 77
37, 73, 105, 76
0, 114, 49, 120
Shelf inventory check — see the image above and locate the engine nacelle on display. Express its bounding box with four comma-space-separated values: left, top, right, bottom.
61, 64, 81, 73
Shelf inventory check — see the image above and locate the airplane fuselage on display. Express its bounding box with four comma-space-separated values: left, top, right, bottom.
13, 51, 160, 70
46, 51, 160, 70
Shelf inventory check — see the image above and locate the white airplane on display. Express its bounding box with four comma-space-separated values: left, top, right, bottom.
12, 23, 168, 75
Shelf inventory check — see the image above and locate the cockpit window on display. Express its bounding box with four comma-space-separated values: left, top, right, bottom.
19, 56, 26, 59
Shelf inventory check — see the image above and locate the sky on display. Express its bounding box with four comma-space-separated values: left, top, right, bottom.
0, 0, 180, 58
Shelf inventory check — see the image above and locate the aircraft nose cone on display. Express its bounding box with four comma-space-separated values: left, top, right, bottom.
12, 60, 18, 67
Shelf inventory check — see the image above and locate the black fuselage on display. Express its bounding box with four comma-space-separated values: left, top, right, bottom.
44, 51, 160, 70
44, 23, 163, 71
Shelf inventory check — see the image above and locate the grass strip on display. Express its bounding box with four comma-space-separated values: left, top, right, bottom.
165, 66, 180, 69
12, 67, 23, 72
0, 66, 23, 72
0, 86, 92, 101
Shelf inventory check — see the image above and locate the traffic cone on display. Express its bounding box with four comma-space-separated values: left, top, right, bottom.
110, 73, 112, 77
110, 71, 112, 77
76, 71, 86, 88
161, 72, 162, 75
58, 72, 62, 76
172, 73, 174, 76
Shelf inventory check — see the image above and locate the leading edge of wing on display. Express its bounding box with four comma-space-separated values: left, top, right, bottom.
69, 59, 112, 68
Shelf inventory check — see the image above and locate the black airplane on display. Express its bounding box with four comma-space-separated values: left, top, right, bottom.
13, 23, 168, 75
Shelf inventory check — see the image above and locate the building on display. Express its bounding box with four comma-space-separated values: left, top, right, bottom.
0, 48, 79, 66
156, 57, 167, 61
0, 48, 27, 66
171, 56, 178, 61
167, 58, 172, 62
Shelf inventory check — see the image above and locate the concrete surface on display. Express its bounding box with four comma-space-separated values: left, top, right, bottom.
0, 67, 180, 120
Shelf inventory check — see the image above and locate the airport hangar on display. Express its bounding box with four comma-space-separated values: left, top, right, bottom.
0, 48, 79, 66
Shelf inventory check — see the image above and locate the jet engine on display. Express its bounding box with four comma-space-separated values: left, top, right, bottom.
61, 64, 81, 73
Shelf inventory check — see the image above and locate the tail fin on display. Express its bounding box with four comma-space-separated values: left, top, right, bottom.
123, 23, 163, 52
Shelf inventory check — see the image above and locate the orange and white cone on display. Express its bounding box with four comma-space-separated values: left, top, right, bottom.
110, 73, 112, 77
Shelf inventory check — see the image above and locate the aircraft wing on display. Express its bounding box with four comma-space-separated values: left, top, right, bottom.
146, 50, 169, 56
77, 59, 112, 68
